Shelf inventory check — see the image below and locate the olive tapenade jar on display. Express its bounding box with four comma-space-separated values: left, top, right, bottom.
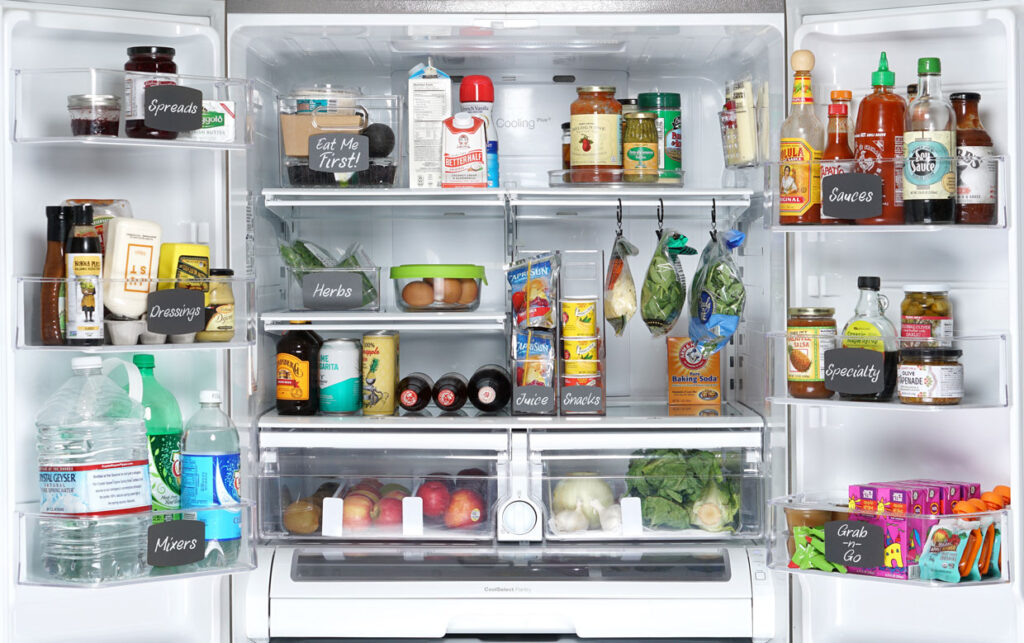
786, 307, 837, 399
622, 112, 659, 183
897, 348, 963, 405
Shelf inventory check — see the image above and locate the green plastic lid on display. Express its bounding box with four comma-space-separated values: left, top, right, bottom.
133, 354, 155, 368
871, 52, 895, 87
918, 57, 941, 75
638, 92, 681, 109
390, 264, 487, 284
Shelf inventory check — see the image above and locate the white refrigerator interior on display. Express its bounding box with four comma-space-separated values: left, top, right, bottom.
0, 0, 1019, 642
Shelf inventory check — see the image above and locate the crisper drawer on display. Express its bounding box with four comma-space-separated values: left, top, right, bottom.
258, 431, 509, 542
528, 432, 764, 541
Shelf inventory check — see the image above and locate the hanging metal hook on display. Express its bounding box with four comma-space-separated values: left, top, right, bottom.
616, 198, 623, 235
710, 198, 718, 242
657, 198, 665, 232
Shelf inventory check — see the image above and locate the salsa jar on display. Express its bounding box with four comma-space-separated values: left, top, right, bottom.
900, 284, 952, 346
570, 86, 621, 183
622, 112, 659, 183
787, 307, 837, 399
124, 46, 178, 140
898, 348, 963, 405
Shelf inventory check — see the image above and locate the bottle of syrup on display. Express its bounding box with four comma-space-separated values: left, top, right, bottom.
841, 276, 899, 402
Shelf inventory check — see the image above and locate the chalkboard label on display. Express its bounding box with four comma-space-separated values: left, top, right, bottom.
147, 519, 205, 567
513, 386, 555, 415
824, 347, 885, 395
147, 289, 205, 334
561, 386, 604, 413
825, 520, 884, 568
301, 272, 362, 310
144, 85, 203, 132
821, 172, 883, 220
309, 133, 369, 173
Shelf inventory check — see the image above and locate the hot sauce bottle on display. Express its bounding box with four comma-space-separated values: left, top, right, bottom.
820, 103, 854, 225
779, 50, 824, 224
854, 52, 906, 225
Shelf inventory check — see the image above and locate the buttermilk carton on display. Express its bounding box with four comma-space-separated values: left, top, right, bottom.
441, 113, 487, 187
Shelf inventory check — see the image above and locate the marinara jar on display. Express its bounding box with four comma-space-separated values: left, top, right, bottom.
786, 307, 837, 399
570, 86, 621, 183
124, 46, 178, 140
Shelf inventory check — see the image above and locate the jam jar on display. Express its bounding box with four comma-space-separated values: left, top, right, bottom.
786, 307, 837, 399
569, 86, 621, 183
124, 46, 178, 140
898, 348, 963, 405
67, 94, 120, 137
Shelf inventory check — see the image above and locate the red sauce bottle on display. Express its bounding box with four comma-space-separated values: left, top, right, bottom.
951, 92, 997, 225
820, 103, 854, 225
854, 52, 906, 225
124, 46, 178, 140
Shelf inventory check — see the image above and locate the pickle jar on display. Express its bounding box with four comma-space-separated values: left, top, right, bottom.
622, 112, 659, 183
900, 284, 952, 346
786, 307, 837, 399
569, 86, 621, 183
898, 348, 963, 405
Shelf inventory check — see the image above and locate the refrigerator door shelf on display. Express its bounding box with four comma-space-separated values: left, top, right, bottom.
13, 68, 256, 150
266, 545, 759, 639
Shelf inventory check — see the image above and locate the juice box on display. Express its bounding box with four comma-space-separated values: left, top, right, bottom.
667, 337, 721, 405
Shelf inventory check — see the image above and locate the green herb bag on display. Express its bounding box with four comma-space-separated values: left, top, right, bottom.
688, 230, 746, 356
640, 230, 695, 337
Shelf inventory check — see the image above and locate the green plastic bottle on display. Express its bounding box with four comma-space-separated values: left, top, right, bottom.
132, 354, 183, 522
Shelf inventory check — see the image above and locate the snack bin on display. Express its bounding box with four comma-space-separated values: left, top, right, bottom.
391, 264, 486, 312
278, 91, 403, 188
559, 249, 606, 415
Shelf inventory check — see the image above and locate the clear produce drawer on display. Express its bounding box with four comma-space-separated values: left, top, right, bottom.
528, 432, 765, 541
258, 431, 509, 542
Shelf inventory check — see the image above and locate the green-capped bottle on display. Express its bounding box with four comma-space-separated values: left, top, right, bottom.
133, 354, 183, 522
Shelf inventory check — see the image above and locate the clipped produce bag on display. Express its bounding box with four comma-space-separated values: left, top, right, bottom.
688, 227, 746, 357
604, 232, 639, 336
640, 230, 695, 337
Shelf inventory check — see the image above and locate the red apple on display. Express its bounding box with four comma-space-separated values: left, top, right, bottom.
379, 483, 411, 497
346, 488, 380, 504
357, 478, 383, 490
343, 494, 374, 530
425, 472, 454, 492
416, 480, 451, 518
374, 497, 403, 526
383, 489, 409, 501
444, 489, 485, 529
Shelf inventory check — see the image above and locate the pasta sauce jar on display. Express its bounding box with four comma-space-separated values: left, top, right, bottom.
124, 46, 178, 140
570, 86, 621, 183
786, 307, 836, 399
898, 348, 963, 405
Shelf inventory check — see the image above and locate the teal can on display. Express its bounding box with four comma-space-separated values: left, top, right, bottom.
638, 92, 682, 180
319, 338, 362, 414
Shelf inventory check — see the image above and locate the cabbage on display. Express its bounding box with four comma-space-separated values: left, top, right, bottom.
689, 479, 740, 532
552, 474, 614, 529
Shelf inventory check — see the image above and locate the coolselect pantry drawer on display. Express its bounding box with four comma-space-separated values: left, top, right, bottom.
257, 430, 509, 542
527, 431, 765, 541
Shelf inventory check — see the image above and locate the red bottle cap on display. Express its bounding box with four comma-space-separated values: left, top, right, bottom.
828, 103, 848, 116
460, 75, 494, 103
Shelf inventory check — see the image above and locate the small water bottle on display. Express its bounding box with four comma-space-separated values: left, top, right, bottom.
181, 390, 241, 568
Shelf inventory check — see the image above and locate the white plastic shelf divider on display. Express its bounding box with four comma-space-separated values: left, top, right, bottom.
261, 309, 507, 333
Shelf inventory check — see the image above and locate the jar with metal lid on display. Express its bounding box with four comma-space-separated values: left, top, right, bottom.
900, 284, 952, 346
570, 85, 621, 183
67, 94, 120, 137
618, 97, 638, 139
124, 46, 177, 140
561, 122, 571, 170
622, 112, 659, 183
786, 307, 837, 399
898, 348, 963, 405
638, 92, 682, 180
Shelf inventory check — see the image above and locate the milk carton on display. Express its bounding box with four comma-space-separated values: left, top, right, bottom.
440, 113, 487, 188
408, 61, 451, 189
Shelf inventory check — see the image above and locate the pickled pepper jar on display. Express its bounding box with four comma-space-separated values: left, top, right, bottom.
124, 46, 178, 140
622, 112, 659, 183
570, 86, 621, 183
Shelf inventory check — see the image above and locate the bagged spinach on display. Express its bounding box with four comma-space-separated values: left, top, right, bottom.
688, 229, 746, 356
640, 230, 695, 337
604, 232, 639, 336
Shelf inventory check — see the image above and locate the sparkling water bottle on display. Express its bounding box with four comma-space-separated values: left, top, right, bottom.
181, 390, 241, 568
36, 356, 150, 583
133, 354, 183, 521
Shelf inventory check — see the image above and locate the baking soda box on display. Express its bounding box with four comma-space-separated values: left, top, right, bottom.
667, 337, 721, 406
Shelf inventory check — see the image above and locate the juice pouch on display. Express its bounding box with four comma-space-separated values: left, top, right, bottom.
919, 519, 985, 583
640, 230, 695, 337
688, 229, 746, 357
513, 329, 556, 387
604, 232, 639, 336
507, 253, 558, 330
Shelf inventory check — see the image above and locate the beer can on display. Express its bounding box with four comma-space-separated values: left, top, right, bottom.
362, 331, 398, 415
561, 297, 598, 337
319, 338, 361, 415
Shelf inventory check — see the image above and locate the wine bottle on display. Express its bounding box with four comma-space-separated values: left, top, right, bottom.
468, 364, 512, 412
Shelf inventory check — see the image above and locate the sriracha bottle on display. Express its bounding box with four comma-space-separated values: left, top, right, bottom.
854, 52, 907, 225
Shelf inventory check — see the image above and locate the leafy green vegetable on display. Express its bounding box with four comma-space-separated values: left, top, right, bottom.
625, 449, 741, 532
280, 240, 378, 307
688, 230, 746, 357
640, 231, 694, 337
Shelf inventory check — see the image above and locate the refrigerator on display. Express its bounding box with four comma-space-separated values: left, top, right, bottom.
0, 0, 1020, 641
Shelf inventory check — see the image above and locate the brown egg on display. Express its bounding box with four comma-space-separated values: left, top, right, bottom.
458, 278, 479, 304
283, 499, 321, 535
442, 278, 462, 303
402, 281, 434, 308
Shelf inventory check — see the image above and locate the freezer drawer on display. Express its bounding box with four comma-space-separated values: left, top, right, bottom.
263, 545, 770, 639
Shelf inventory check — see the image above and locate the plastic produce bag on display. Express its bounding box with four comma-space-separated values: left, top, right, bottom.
688, 229, 746, 356
604, 233, 639, 336
640, 230, 695, 337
